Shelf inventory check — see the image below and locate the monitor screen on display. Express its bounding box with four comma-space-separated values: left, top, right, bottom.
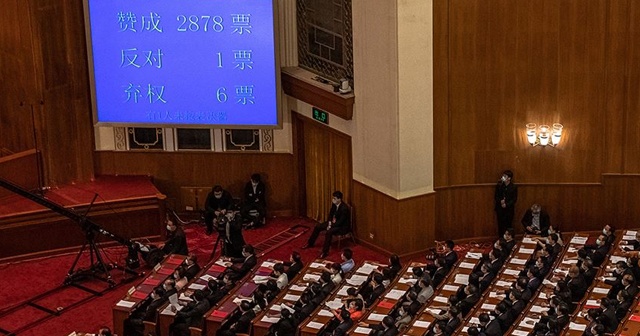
84, 0, 280, 127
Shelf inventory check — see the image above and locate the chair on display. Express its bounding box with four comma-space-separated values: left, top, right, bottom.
143, 321, 157, 336
188, 326, 202, 336
335, 205, 356, 250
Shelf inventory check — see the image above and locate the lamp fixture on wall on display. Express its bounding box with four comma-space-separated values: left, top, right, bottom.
526, 123, 563, 147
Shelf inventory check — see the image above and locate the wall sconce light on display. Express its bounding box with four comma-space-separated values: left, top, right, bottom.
526, 123, 563, 147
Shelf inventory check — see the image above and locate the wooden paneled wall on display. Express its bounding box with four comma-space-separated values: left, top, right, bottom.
432, 0, 640, 241
0, 0, 94, 186
94, 151, 298, 216
352, 181, 435, 256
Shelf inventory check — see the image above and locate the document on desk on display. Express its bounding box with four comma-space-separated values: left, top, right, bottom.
318, 309, 334, 317
509, 258, 527, 265
530, 305, 546, 313
570, 237, 588, 244
610, 255, 627, 263
466, 252, 482, 259
261, 316, 280, 323
289, 284, 307, 292
357, 263, 379, 274
495, 280, 512, 287
433, 295, 448, 303
458, 262, 475, 269
253, 275, 269, 283
569, 322, 587, 331
116, 300, 136, 308
306, 321, 324, 329
592, 287, 609, 294
354, 327, 372, 334
469, 317, 480, 325
481, 303, 496, 311
454, 274, 469, 285
503, 269, 520, 276
303, 273, 320, 281
385, 289, 405, 300
413, 320, 431, 328
309, 262, 325, 268
337, 286, 354, 296
325, 299, 344, 310
398, 277, 417, 284
261, 261, 276, 268
522, 237, 536, 244
188, 283, 206, 290
347, 274, 368, 286
368, 313, 385, 321
215, 259, 228, 267
283, 294, 300, 301
518, 247, 535, 254
442, 284, 459, 292
512, 330, 529, 336
200, 274, 215, 282
519, 317, 538, 329
562, 259, 578, 265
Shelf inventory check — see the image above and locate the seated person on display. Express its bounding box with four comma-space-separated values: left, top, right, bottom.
173, 266, 189, 291
162, 218, 188, 256
501, 228, 516, 253
441, 240, 458, 269
123, 288, 166, 336
395, 303, 420, 329
96, 327, 112, 336
324, 307, 354, 336
183, 253, 201, 280
204, 185, 234, 235
602, 224, 616, 246
478, 312, 501, 336
284, 251, 304, 280
267, 308, 296, 336
581, 234, 610, 267
340, 248, 355, 273
218, 300, 256, 336
622, 231, 640, 251
271, 263, 289, 289
358, 315, 398, 336
240, 173, 267, 228
170, 290, 211, 336
429, 257, 449, 288
221, 244, 257, 281
303, 191, 351, 259
521, 203, 550, 235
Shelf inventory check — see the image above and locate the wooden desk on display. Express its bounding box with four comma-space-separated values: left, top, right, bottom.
112, 254, 186, 336
202, 259, 275, 336
251, 259, 328, 336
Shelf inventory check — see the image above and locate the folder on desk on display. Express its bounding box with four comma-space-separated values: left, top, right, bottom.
166, 256, 185, 265
377, 300, 394, 309
131, 290, 148, 300
157, 267, 174, 275
142, 277, 161, 286
629, 314, 640, 322
210, 309, 229, 318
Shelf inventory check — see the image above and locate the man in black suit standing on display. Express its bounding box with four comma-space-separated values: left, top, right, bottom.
303, 191, 351, 258
494, 170, 518, 236
241, 173, 267, 228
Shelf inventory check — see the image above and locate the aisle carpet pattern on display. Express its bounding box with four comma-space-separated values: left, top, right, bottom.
0, 216, 388, 335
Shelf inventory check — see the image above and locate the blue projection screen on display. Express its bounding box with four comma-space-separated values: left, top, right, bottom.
84, 0, 280, 127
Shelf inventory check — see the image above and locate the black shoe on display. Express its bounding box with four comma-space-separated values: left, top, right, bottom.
301, 244, 312, 249
319, 252, 328, 259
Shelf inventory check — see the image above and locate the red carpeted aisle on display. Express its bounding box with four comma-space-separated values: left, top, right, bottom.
0, 216, 388, 335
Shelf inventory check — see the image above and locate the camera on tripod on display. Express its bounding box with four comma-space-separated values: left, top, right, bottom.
213, 210, 238, 233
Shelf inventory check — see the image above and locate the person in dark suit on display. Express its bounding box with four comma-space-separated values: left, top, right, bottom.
363, 273, 386, 307
521, 204, 550, 235
223, 244, 257, 281
303, 190, 351, 258
289, 293, 317, 325
478, 312, 501, 336
219, 300, 256, 336
582, 235, 610, 267
359, 315, 399, 336
494, 170, 518, 235
162, 219, 189, 256
170, 290, 211, 336
183, 254, 201, 280
284, 251, 304, 280
267, 308, 296, 336
241, 173, 267, 228
599, 298, 619, 333
123, 287, 166, 336
204, 185, 234, 235
221, 210, 246, 258
430, 257, 449, 288
565, 266, 588, 303
456, 284, 480, 316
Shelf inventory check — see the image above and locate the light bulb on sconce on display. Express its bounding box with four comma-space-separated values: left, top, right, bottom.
526, 123, 563, 147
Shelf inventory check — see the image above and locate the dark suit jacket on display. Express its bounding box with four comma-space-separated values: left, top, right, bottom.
230, 310, 256, 333
521, 209, 550, 235
285, 261, 303, 280
368, 323, 399, 336
483, 319, 502, 336
162, 227, 189, 256
457, 293, 480, 316
365, 284, 385, 307
143, 297, 166, 322
567, 275, 587, 302
494, 182, 517, 211
431, 267, 449, 288
293, 302, 317, 323
443, 251, 458, 269
229, 254, 257, 280
175, 299, 210, 327
328, 202, 351, 229
184, 263, 201, 281
244, 181, 266, 206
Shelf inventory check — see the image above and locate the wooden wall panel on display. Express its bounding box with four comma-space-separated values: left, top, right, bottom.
94, 151, 297, 215
352, 181, 435, 255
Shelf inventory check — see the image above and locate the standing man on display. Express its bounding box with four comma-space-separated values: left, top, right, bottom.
241, 173, 267, 228
494, 170, 517, 236
303, 191, 351, 258
204, 185, 233, 235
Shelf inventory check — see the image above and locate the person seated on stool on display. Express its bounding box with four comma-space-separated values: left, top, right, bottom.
204, 185, 234, 235
241, 173, 267, 228
302, 191, 351, 258
162, 218, 188, 256
521, 203, 551, 235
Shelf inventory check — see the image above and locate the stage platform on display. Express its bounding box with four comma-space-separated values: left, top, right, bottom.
0, 175, 166, 261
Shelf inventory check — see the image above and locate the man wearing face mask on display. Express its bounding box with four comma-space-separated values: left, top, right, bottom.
494, 170, 518, 236
302, 191, 351, 259
204, 185, 234, 235
220, 209, 246, 258
241, 173, 267, 228
162, 218, 189, 256
521, 203, 550, 235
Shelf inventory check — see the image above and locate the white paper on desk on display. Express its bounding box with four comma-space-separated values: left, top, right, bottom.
481, 303, 496, 311
567, 247, 578, 253
261, 316, 280, 323
569, 322, 587, 331
593, 287, 609, 294
454, 274, 469, 285
570, 237, 588, 244
522, 237, 536, 244
610, 255, 627, 263
179, 293, 193, 301
424, 307, 441, 314
67, 332, 78, 336
512, 330, 529, 336
398, 277, 418, 285
188, 283, 206, 290
627, 230, 638, 235
289, 284, 307, 292
303, 274, 320, 281
310, 262, 325, 268
542, 279, 556, 286
466, 252, 482, 259
413, 320, 431, 328
604, 276, 617, 282
116, 300, 136, 308
261, 261, 276, 268
530, 305, 546, 313
538, 292, 548, 299
620, 245, 633, 250
385, 289, 405, 300
442, 284, 459, 292
503, 269, 520, 276
337, 286, 354, 296
284, 294, 300, 301
469, 317, 480, 325
357, 264, 379, 274
215, 259, 228, 267
280, 304, 294, 313
271, 304, 282, 311
496, 280, 512, 287
562, 259, 578, 265
433, 295, 448, 303
161, 304, 183, 316
489, 292, 505, 299
519, 317, 539, 329
349, 274, 368, 282
354, 327, 372, 334
325, 299, 343, 310
459, 261, 476, 269
519, 247, 535, 254
318, 309, 334, 317
306, 321, 324, 329
233, 297, 243, 305
253, 275, 269, 284
368, 313, 385, 321
510, 258, 527, 265
553, 268, 568, 275
623, 235, 636, 241
585, 299, 599, 307
347, 278, 366, 286
200, 274, 215, 282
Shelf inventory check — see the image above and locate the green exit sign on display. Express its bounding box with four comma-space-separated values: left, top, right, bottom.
312, 107, 329, 124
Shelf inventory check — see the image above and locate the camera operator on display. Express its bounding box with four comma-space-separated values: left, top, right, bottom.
219, 209, 246, 258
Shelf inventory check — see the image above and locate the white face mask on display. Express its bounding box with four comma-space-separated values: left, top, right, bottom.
501, 175, 507, 182
596, 239, 602, 246
602, 229, 608, 235
214, 192, 222, 199
166, 225, 174, 231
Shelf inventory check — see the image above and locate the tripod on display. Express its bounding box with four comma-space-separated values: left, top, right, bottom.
65, 227, 115, 286
211, 232, 226, 260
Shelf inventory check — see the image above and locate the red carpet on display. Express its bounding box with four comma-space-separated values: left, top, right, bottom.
0, 216, 387, 335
